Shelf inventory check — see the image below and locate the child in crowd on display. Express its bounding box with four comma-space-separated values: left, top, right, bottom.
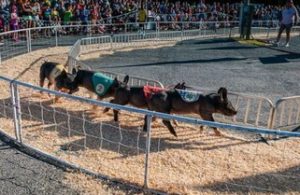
43, 2, 51, 37
0, 15, 3, 30
31, 0, 41, 27
80, 4, 89, 34
21, 0, 33, 29
97, 15, 106, 34
10, 6, 19, 41
63, 4, 73, 33
90, 5, 99, 33
63, 4, 72, 25
51, 6, 60, 25
0, 0, 9, 43
51, 5, 64, 35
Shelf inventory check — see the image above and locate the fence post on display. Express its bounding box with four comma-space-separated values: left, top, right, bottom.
266, 26, 270, 39
10, 83, 22, 142
14, 84, 22, 143
198, 20, 202, 37
268, 107, 276, 129
156, 22, 160, 41
181, 23, 184, 41
143, 114, 152, 188
55, 27, 58, 47
110, 34, 113, 51
89, 24, 92, 38
26, 30, 31, 53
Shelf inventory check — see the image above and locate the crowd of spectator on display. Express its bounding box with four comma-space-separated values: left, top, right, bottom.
0, 0, 298, 40
0, 0, 140, 38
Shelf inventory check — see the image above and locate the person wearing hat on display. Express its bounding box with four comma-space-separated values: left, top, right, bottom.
274, 0, 299, 47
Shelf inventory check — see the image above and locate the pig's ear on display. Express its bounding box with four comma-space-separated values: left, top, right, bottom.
181, 81, 186, 89
218, 87, 228, 102
71, 68, 77, 75
60, 70, 67, 77
123, 75, 129, 84
174, 82, 181, 89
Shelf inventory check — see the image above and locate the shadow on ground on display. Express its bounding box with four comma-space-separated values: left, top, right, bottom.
196, 165, 300, 193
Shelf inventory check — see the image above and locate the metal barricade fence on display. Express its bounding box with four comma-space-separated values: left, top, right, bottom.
0, 22, 299, 65
69, 40, 81, 58
157, 30, 182, 41
80, 36, 112, 53
68, 40, 82, 73
67, 21, 245, 65
227, 92, 274, 129
271, 96, 300, 130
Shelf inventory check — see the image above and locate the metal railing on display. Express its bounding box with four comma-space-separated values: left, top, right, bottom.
219, 92, 274, 128
1, 20, 297, 62
271, 96, 300, 130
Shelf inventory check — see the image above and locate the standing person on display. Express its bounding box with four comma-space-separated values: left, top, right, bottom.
2, 0, 12, 33
63, 4, 73, 34
80, 4, 89, 34
274, 0, 299, 47
51, 6, 61, 26
0, 0, 7, 44
31, 0, 41, 28
42, 2, 52, 37
20, 0, 32, 29
90, 5, 99, 33
10, 6, 19, 41
138, 2, 147, 35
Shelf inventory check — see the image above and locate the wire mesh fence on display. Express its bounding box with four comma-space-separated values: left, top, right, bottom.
0, 30, 29, 60
14, 80, 150, 187
0, 79, 15, 138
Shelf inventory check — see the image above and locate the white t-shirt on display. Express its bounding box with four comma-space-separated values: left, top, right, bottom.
281, 7, 298, 25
